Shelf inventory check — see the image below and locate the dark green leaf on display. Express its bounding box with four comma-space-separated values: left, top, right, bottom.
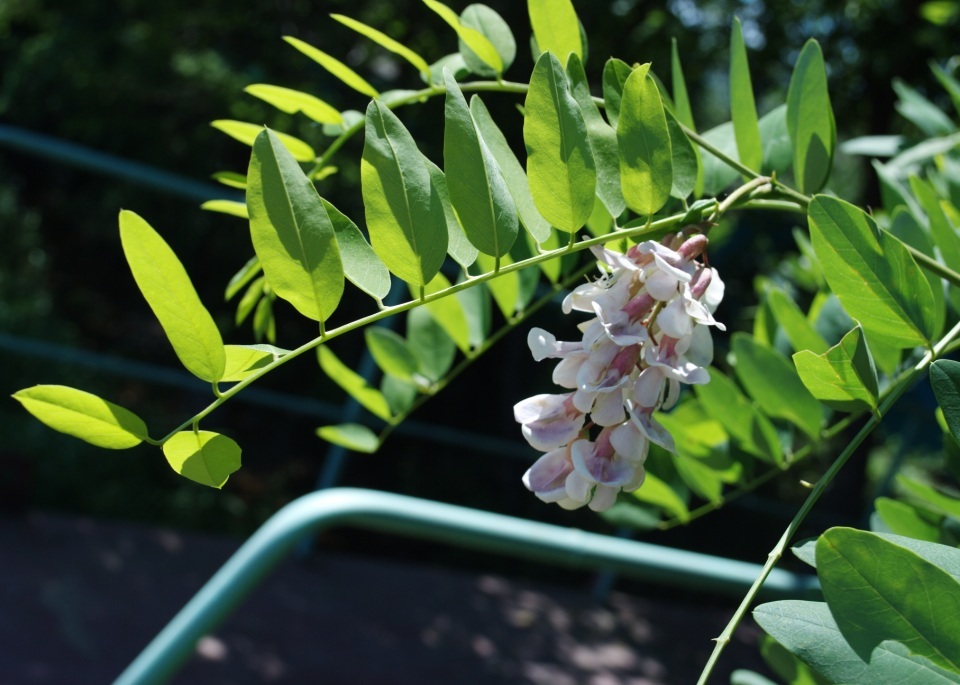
786, 40, 835, 194
932, 360, 960, 447
766, 287, 829, 354
365, 327, 420, 382
602, 58, 633, 130
407, 306, 456, 383
422, 158, 479, 270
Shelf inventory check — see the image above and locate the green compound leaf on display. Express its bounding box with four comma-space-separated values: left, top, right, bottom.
566, 52, 625, 218
365, 326, 420, 382
729, 17, 763, 173
910, 175, 960, 278
225, 256, 262, 301
470, 96, 551, 244
796, 532, 960, 581
602, 58, 633, 131
316, 423, 380, 453
524, 51, 595, 233
898, 474, 960, 520
754, 599, 960, 685
243, 84, 342, 125
162, 431, 241, 489
423, 0, 502, 75
220, 344, 286, 382
417, 272, 472, 354
618, 63, 673, 216
423, 157, 478, 269
210, 120, 316, 163
875, 497, 942, 542
732, 334, 822, 439
201, 200, 248, 219
13, 385, 149, 449
528, 0, 582, 65
283, 36, 379, 98
786, 39, 835, 194
317, 345, 393, 421
248, 129, 344, 323
361, 100, 448, 287
759, 635, 829, 685
695, 368, 783, 464
665, 107, 698, 200
330, 14, 431, 80
817, 527, 960, 674
931, 359, 960, 448
793, 325, 879, 413
631, 471, 689, 523
475, 252, 520, 317
658, 401, 740, 504
766, 287, 829, 355
443, 72, 518, 257
808, 195, 938, 349
459, 4, 516, 78
321, 198, 392, 303
119, 210, 225, 383
407, 305, 456, 383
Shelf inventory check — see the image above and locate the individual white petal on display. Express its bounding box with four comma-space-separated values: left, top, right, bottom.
623, 466, 646, 492
590, 244, 640, 271
522, 448, 573, 499
556, 496, 588, 510
565, 469, 594, 503
702, 268, 725, 313
572, 387, 597, 414
553, 354, 587, 388
610, 421, 649, 462
661, 378, 682, 411
588, 484, 620, 511
515, 394, 585, 451
651, 251, 694, 284
633, 366, 666, 408
656, 297, 694, 338
645, 269, 681, 301
686, 325, 715, 368
571, 439, 634, 486
527, 328, 583, 361
683, 295, 726, 331
591, 388, 626, 426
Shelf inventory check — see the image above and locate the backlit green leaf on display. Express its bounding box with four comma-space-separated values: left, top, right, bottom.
163, 431, 241, 489
808, 195, 937, 348
602, 58, 633, 130
407, 306, 456, 383
618, 63, 673, 216
524, 51, 595, 232
225, 256, 262, 301
13, 385, 148, 449
361, 100, 448, 287
875, 497, 942, 542
932, 359, 960, 446
210, 120, 315, 163
729, 17, 763, 173
470, 96, 551, 243
220, 344, 286, 382
283, 36, 379, 98
566, 53, 625, 217
759, 635, 829, 685
528, 0, 582, 64
459, 4, 515, 78
201, 199, 248, 219
365, 327, 420, 382
665, 107, 698, 200
786, 40, 835, 194
423, 0, 502, 75
658, 401, 740, 504
417, 272, 472, 353
696, 368, 783, 464
475, 252, 520, 317
631, 471, 689, 522
248, 129, 344, 322
321, 198, 392, 303
330, 14, 431, 79
817, 527, 960, 673
317, 345, 393, 421
732, 334, 822, 439
443, 72, 518, 257
898, 474, 960, 520
423, 158, 479, 269
244, 84, 343, 125
119, 210, 225, 383
793, 325, 879, 413
316, 423, 380, 453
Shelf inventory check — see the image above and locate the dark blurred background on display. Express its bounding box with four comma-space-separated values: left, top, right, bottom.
1, 0, 957, 560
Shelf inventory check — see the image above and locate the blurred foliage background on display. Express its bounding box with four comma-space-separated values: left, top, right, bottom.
1, 0, 958, 556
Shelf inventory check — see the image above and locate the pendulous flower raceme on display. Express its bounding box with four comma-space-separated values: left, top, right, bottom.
516, 231, 725, 512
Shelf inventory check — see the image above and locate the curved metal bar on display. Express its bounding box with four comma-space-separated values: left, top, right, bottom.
113, 487, 819, 685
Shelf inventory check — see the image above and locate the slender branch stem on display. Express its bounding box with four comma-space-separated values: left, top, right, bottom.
680, 124, 760, 181
906, 243, 960, 290
695, 317, 960, 685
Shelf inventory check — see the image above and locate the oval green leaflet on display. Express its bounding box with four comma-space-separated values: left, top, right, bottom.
618, 63, 673, 216
163, 430, 242, 489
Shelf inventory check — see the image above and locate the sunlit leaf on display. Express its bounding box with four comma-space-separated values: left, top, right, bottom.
602, 58, 633, 130
417, 272, 471, 353
283, 36, 379, 98
210, 120, 315, 163
163, 430, 241, 489
220, 344, 286, 382
475, 252, 520, 317
766, 287, 829, 354
316, 423, 380, 453
665, 107, 698, 200
201, 199, 248, 219
13, 385, 148, 449
793, 325, 879, 413
423, 158, 478, 269
786, 40, 835, 194
244, 84, 343, 125
225, 256, 262, 301
459, 4, 515, 77
631, 471, 689, 522
321, 198, 392, 303
330, 14, 431, 79
423, 0, 502, 74
119, 210, 225, 383
317, 345, 393, 420
696, 368, 783, 464
618, 63, 673, 215
528, 0, 582, 64
875, 497, 942, 542
365, 327, 420, 382
729, 17, 763, 173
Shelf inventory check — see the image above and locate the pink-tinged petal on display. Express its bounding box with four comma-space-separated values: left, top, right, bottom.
522, 448, 573, 497
610, 421, 649, 462
676, 234, 708, 261
591, 388, 626, 426
572, 387, 597, 414
588, 484, 620, 511
593, 301, 648, 346
630, 409, 676, 452
565, 469, 594, 503
656, 297, 694, 338
650, 251, 694, 284
515, 393, 585, 451
527, 328, 583, 361
702, 268, 725, 313
570, 434, 635, 486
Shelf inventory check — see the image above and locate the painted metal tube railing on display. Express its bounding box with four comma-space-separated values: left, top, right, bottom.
113, 487, 819, 685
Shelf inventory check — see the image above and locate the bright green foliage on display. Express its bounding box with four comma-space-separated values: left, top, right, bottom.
210, 120, 316, 162
766, 287, 829, 355
422, 158, 479, 269
220, 345, 282, 382
898, 475, 960, 520
418, 272, 472, 353
631, 471, 690, 523
729, 17, 763, 173
201, 199, 249, 219
243, 84, 343, 125
283, 36, 379, 98
875, 497, 942, 542
247, 129, 344, 323
618, 63, 673, 216
787, 40, 835, 194
443, 72, 518, 257
732, 334, 822, 439
321, 198, 392, 303
458, 4, 516, 78
318, 345, 393, 421
695, 368, 783, 464
793, 326, 879, 413
423, 0, 503, 75
365, 327, 420, 383
470, 96, 551, 244
808, 195, 938, 348
932, 360, 960, 446
474, 252, 520, 317
162, 430, 241, 489
407, 306, 456, 383
759, 636, 829, 685
316, 423, 380, 453
566, 53, 625, 217
13, 385, 148, 449
330, 14, 432, 80
817, 527, 960, 674
664, 107, 699, 200
601, 58, 633, 130
524, 51, 595, 233
361, 100, 448, 287
119, 210, 226, 383
528, 0, 582, 64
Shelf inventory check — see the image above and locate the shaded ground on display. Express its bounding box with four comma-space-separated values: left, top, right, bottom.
2, 510, 769, 684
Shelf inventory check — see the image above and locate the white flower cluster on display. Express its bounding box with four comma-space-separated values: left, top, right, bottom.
515, 233, 725, 512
